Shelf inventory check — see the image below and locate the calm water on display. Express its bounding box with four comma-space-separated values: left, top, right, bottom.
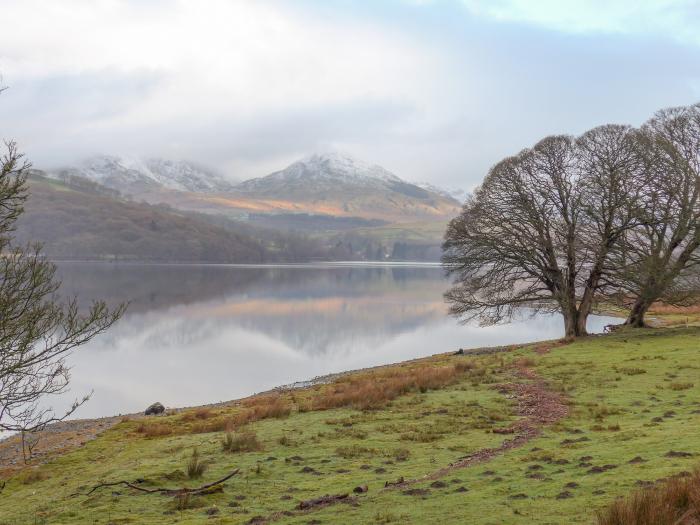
52, 263, 616, 418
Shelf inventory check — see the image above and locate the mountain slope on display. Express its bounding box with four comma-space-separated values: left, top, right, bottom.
223, 152, 461, 223
415, 181, 466, 202
236, 152, 404, 196
50, 156, 235, 195
16, 173, 265, 262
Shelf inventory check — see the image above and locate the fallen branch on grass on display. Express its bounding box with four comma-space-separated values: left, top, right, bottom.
83, 468, 240, 497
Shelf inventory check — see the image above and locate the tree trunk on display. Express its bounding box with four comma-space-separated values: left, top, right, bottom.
626, 297, 652, 327
563, 304, 587, 338
563, 312, 577, 339
575, 310, 589, 337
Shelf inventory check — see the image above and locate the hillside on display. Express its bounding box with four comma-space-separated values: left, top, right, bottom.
16, 173, 268, 263
2, 324, 700, 524
51, 156, 236, 195
40, 153, 463, 261
219, 152, 461, 224
49, 153, 461, 227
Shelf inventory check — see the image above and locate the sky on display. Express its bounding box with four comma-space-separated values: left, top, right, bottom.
0, 0, 699, 190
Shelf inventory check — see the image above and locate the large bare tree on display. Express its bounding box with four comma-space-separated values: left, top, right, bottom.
608, 104, 700, 326
443, 125, 643, 338
0, 141, 125, 437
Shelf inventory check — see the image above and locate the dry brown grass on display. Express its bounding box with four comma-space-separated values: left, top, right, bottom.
188, 395, 291, 434
222, 431, 262, 453
138, 361, 471, 437
648, 303, 700, 315
18, 469, 49, 484
670, 382, 694, 391
243, 395, 292, 420
596, 469, 700, 525
311, 362, 472, 411
135, 422, 173, 438
189, 418, 229, 434
179, 407, 215, 422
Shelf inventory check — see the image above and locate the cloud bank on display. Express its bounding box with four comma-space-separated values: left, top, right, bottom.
0, 0, 698, 188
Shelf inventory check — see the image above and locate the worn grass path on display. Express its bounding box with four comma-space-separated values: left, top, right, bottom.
1, 326, 699, 524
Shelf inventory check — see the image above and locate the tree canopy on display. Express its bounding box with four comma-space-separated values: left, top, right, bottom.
0, 142, 124, 443
443, 103, 700, 338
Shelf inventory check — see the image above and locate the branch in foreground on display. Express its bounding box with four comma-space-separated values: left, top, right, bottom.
82, 468, 240, 497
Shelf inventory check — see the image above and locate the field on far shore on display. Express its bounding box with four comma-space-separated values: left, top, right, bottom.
1, 318, 699, 524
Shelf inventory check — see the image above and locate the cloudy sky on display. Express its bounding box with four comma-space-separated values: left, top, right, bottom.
0, 0, 699, 189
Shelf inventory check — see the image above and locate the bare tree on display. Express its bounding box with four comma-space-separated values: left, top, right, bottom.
0, 141, 125, 436
443, 126, 643, 338
608, 104, 700, 326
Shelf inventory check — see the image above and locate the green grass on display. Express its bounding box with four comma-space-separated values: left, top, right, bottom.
1, 327, 699, 524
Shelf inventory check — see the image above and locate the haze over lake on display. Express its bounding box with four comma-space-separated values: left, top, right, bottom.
54, 263, 616, 419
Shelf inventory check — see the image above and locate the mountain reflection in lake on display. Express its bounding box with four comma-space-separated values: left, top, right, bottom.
53, 263, 617, 418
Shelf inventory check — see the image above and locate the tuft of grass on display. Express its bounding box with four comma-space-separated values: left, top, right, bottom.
18, 469, 49, 484
189, 418, 228, 434
180, 407, 214, 422
277, 434, 295, 447
589, 404, 623, 420
174, 493, 200, 510
596, 468, 700, 525
669, 382, 694, 391
393, 448, 411, 461
136, 422, 172, 438
230, 395, 293, 428
618, 367, 647, 376
186, 448, 207, 479
335, 445, 378, 458
221, 431, 262, 453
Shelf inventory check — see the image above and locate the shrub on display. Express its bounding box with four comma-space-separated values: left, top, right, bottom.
222, 431, 262, 453
186, 449, 208, 479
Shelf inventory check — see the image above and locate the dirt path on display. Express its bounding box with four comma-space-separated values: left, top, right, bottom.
0, 416, 125, 477
389, 362, 569, 487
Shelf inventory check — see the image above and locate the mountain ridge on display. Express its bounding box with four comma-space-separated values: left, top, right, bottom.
49, 155, 236, 194
46, 152, 463, 206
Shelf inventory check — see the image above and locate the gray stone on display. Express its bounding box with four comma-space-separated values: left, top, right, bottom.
144, 402, 165, 415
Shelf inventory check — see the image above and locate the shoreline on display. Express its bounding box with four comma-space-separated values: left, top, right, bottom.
51, 260, 444, 268
0, 340, 527, 472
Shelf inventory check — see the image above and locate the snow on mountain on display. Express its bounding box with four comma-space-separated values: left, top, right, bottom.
236, 152, 417, 195
50, 155, 235, 194
144, 158, 235, 193
415, 182, 466, 202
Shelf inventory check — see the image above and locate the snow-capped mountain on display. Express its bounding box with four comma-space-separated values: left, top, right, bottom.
50, 155, 235, 194
415, 182, 466, 202
228, 152, 461, 222
237, 152, 432, 198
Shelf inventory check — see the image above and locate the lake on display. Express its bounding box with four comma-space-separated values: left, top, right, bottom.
53, 263, 617, 419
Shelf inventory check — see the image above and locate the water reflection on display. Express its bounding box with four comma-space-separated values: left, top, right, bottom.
52, 263, 616, 418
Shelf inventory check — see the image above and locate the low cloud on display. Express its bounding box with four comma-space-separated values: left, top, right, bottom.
0, 0, 699, 188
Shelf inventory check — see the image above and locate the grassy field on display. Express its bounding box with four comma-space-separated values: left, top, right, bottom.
1, 326, 700, 524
